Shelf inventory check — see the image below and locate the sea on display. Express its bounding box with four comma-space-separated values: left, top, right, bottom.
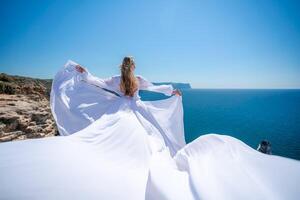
140, 89, 300, 161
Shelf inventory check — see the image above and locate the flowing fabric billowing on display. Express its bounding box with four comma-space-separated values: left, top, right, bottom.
0, 60, 300, 200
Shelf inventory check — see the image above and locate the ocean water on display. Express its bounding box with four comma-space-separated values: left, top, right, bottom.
140, 89, 300, 160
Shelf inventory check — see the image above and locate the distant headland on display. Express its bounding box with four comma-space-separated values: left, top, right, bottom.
154, 82, 192, 90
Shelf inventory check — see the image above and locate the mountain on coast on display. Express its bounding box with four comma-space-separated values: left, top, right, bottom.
154, 82, 192, 90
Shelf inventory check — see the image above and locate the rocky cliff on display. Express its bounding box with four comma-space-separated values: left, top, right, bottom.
0, 73, 57, 142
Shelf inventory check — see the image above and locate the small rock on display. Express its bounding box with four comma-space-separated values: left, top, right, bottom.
257, 140, 272, 155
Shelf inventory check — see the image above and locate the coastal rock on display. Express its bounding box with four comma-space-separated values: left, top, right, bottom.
0, 73, 57, 142
257, 140, 272, 155
0, 94, 57, 142
0, 73, 51, 97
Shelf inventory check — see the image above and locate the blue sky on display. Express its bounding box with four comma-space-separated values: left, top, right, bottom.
0, 0, 299, 88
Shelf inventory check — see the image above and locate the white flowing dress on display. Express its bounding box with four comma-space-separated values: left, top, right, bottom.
0, 60, 300, 200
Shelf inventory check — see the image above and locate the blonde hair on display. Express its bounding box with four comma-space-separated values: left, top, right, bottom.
120, 56, 138, 97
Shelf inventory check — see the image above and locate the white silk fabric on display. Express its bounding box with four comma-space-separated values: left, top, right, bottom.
0, 60, 300, 200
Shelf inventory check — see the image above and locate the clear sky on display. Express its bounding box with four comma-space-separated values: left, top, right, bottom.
0, 0, 299, 88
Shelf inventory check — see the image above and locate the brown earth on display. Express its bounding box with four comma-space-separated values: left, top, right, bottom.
0, 73, 58, 142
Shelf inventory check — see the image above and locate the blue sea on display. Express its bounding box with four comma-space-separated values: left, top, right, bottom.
140, 89, 300, 160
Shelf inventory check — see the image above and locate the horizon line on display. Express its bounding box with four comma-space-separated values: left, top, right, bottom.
190, 88, 300, 90
1, 72, 300, 90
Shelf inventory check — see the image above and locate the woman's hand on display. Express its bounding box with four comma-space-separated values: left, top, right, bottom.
172, 89, 182, 96
75, 64, 86, 73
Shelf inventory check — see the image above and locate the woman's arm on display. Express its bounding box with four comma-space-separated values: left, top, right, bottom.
137, 75, 181, 96
66, 60, 116, 91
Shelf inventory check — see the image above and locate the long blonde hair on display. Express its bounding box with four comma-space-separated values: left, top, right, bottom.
120, 56, 138, 97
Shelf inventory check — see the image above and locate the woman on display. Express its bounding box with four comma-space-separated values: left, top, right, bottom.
0, 57, 300, 200
75, 56, 182, 97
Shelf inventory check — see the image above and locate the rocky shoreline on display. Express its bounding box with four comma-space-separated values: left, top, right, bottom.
0, 73, 58, 142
